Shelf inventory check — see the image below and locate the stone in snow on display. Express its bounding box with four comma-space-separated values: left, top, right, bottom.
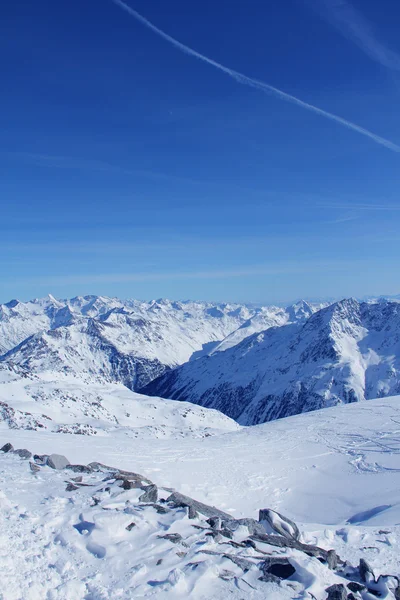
1, 443, 13, 453
139, 484, 158, 503
167, 491, 232, 520
325, 583, 347, 600
12, 449, 32, 459
347, 582, 365, 593
359, 558, 375, 583
259, 507, 300, 540
65, 464, 92, 473
47, 454, 70, 470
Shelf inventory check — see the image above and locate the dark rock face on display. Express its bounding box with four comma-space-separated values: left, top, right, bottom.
325, 583, 347, 600
47, 454, 70, 469
261, 557, 296, 582
347, 582, 365, 593
12, 449, 32, 459
359, 558, 375, 583
1, 443, 13, 453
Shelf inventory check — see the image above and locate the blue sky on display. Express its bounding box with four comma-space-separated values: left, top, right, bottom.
1, 0, 400, 304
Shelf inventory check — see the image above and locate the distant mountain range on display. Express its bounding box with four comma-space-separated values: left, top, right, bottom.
1, 294, 400, 427
143, 298, 400, 424
0, 295, 322, 390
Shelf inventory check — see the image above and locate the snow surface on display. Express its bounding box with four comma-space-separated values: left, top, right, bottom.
1, 396, 400, 598
0, 368, 239, 439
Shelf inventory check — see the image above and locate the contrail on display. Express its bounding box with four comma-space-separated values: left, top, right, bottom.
110, 0, 400, 153
308, 0, 400, 72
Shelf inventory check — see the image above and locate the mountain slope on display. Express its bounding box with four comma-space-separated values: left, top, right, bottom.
0, 365, 239, 439
142, 299, 400, 424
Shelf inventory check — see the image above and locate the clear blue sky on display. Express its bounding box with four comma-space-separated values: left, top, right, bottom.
1, 0, 399, 304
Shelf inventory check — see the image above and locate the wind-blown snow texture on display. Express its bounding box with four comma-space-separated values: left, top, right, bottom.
144, 298, 400, 424
2, 397, 400, 599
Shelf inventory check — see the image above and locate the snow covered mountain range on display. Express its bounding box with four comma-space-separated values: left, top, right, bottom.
143, 298, 400, 424
1, 294, 400, 428
0, 294, 321, 390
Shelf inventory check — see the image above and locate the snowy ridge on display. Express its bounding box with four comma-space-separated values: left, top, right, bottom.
0, 368, 239, 439
1, 396, 400, 599
143, 298, 400, 424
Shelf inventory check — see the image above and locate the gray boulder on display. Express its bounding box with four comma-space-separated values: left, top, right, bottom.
13, 449, 32, 459
139, 484, 158, 503
167, 491, 232, 520
259, 508, 300, 541
223, 517, 265, 536
47, 454, 70, 470
65, 464, 92, 473
1, 443, 13, 453
359, 558, 375, 583
325, 583, 347, 600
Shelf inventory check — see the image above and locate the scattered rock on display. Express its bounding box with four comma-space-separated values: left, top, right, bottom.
29, 461, 41, 473
66, 483, 79, 492
327, 549, 339, 570
325, 583, 347, 600
261, 557, 296, 582
0, 443, 13, 453
347, 582, 365, 593
65, 464, 92, 473
223, 517, 265, 536
47, 454, 70, 470
220, 528, 233, 539
122, 479, 142, 490
126, 522, 136, 531
251, 531, 339, 564
205, 531, 223, 542
158, 533, 185, 545
359, 558, 375, 583
167, 491, 232, 520
139, 484, 158, 503
259, 508, 300, 541
207, 517, 222, 530
223, 554, 255, 573
188, 505, 198, 519
12, 449, 32, 459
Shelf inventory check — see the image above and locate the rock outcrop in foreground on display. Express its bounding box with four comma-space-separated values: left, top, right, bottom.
1, 442, 399, 599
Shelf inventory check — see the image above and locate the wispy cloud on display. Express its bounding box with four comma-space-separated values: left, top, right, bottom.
319, 202, 400, 211
24, 260, 367, 287
308, 0, 400, 72
1, 151, 205, 186
110, 0, 400, 153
